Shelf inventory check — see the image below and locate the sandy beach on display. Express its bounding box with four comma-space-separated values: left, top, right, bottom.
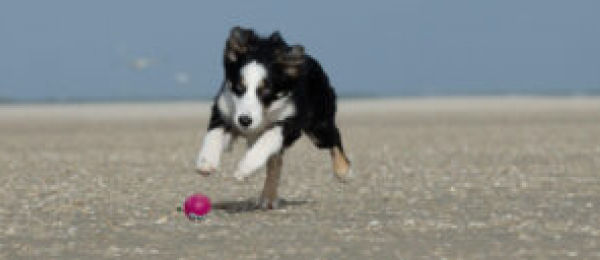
1, 97, 600, 259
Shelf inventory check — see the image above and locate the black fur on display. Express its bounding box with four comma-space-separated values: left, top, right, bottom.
210, 26, 346, 152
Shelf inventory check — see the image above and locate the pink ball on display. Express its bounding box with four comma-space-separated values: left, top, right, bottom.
183, 193, 211, 220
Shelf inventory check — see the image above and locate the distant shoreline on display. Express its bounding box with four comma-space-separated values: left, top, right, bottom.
2, 91, 600, 105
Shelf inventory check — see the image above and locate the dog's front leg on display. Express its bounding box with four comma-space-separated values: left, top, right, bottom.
233, 126, 283, 181
196, 127, 232, 176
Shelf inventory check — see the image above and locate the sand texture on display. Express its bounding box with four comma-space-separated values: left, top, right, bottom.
1, 98, 600, 259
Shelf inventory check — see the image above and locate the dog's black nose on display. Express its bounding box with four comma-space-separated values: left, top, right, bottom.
238, 115, 252, 127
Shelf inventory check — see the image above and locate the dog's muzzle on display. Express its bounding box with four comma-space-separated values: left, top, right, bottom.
237, 114, 253, 128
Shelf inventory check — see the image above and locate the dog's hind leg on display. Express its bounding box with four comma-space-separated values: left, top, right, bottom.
259, 152, 283, 209
330, 144, 351, 181
306, 121, 352, 182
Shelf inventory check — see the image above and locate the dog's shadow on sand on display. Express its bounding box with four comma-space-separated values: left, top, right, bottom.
212, 199, 311, 214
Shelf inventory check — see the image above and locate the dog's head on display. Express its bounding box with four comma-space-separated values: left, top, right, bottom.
221, 26, 304, 132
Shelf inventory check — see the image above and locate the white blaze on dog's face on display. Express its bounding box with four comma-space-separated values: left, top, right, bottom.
232, 60, 268, 131
217, 58, 297, 134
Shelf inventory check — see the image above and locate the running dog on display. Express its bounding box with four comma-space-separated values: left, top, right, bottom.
195, 27, 351, 209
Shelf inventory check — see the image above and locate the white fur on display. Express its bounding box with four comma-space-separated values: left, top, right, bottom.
241, 60, 267, 90
195, 128, 231, 174
233, 61, 267, 131
266, 95, 296, 122
233, 126, 283, 181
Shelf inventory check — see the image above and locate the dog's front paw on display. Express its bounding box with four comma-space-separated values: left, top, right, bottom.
195, 156, 217, 176
258, 196, 280, 210
232, 157, 260, 181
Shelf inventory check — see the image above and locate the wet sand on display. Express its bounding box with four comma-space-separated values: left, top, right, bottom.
1, 97, 600, 259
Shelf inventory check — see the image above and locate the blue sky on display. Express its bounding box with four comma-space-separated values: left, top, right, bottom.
1, 0, 599, 101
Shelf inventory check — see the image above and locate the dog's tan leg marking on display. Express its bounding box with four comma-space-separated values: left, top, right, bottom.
331, 147, 351, 181
260, 153, 283, 209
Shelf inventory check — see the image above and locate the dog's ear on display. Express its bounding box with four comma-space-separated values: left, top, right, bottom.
269, 31, 284, 44
276, 45, 305, 77
226, 26, 253, 62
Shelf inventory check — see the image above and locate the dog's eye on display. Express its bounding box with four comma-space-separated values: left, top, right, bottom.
257, 87, 272, 97
276, 91, 288, 98
232, 83, 246, 93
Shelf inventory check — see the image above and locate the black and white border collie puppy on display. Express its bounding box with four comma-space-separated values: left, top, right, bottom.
195, 27, 351, 209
